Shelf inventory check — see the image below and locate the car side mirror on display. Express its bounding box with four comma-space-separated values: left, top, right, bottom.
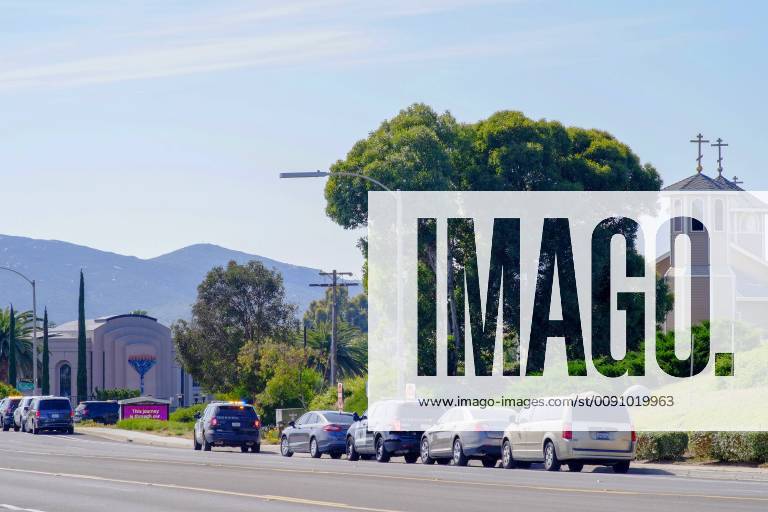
288, 421, 295, 428
194, 412, 201, 419
353, 412, 360, 422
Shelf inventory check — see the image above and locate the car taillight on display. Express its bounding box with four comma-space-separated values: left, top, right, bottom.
323, 424, 343, 432
35, 411, 40, 418
562, 424, 572, 440
210, 417, 218, 427
474, 422, 488, 432
70, 410, 75, 418
254, 419, 261, 429
631, 429, 637, 442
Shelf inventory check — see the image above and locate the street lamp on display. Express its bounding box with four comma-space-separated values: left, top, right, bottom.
280, 169, 406, 398
0, 267, 38, 394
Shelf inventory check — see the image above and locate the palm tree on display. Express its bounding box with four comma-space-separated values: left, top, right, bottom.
306, 320, 367, 381
0, 307, 34, 384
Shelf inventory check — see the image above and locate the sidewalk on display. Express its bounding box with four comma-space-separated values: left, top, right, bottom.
78, 427, 767, 481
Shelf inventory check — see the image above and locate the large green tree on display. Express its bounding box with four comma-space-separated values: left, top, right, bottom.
304, 287, 367, 332
77, 271, 88, 402
173, 260, 298, 394
305, 320, 367, 380
324, 104, 671, 375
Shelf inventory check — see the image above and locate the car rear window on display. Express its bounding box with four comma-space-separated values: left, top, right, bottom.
40, 399, 72, 411
215, 406, 256, 419
323, 412, 355, 423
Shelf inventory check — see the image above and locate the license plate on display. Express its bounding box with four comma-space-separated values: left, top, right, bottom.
51, 414, 60, 419
596, 432, 610, 440
232, 422, 240, 428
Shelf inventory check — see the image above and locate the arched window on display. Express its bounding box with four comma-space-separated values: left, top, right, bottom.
59, 363, 71, 398
715, 199, 724, 231
691, 199, 704, 232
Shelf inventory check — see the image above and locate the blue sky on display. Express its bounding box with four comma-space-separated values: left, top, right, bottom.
2, 0, 766, 275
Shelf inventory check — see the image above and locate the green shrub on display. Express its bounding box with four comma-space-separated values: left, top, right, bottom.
688, 432, 715, 459
710, 432, 768, 463
0, 383, 21, 399
636, 432, 688, 461
308, 377, 367, 414
747, 432, 768, 464
710, 432, 752, 462
94, 388, 140, 400
169, 403, 206, 423
117, 418, 192, 436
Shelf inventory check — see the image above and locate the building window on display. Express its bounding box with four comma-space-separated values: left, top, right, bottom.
715, 199, 724, 231
673, 200, 683, 232
59, 364, 72, 398
691, 199, 704, 232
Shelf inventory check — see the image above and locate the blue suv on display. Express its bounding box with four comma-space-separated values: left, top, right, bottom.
193, 402, 261, 453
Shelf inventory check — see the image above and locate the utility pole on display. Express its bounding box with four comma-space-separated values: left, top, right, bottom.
310, 270, 358, 386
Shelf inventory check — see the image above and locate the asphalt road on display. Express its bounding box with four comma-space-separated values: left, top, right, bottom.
0, 432, 766, 512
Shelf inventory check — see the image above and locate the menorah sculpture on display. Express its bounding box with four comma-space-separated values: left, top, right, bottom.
128, 354, 157, 395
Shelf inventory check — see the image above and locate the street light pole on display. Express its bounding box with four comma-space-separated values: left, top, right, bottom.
0, 267, 38, 394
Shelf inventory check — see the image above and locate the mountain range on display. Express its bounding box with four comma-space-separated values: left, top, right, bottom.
0, 234, 355, 325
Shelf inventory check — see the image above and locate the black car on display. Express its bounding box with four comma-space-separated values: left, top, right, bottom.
193, 402, 261, 453
25, 397, 74, 434
0, 397, 21, 431
346, 401, 438, 463
280, 411, 356, 459
74, 401, 120, 424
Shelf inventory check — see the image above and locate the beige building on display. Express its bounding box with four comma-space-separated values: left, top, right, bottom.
47, 313, 201, 405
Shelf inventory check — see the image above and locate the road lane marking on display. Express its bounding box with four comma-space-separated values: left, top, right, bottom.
0, 467, 401, 512
0, 505, 47, 512
1, 447, 766, 503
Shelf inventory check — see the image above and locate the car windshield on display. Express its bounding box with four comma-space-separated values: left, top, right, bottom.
40, 399, 72, 411
323, 412, 355, 423
216, 406, 256, 419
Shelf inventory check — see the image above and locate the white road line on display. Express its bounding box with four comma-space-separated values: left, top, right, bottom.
0, 505, 47, 512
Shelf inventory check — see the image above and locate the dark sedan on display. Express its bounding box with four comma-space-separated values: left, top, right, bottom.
0, 397, 21, 431
74, 401, 120, 424
280, 411, 356, 459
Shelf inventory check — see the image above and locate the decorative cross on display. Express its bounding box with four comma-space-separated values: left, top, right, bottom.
689, 133, 710, 173
711, 137, 729, 177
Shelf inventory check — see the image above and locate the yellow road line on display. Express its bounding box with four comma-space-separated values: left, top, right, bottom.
1, 448, 766, 503
0, 467, 400, 512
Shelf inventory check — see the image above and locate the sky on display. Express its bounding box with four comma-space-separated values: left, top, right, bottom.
2, 0, 766, 276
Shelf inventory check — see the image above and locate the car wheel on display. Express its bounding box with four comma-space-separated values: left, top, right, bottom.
346, 437, 360, 461
240, 446, 249, 453
613, 461, 630, 474
481, 457, 498, 468
452, 438, 468, 467
375, 436, 390, 463
501, 439, 516, 469
251, 444, 260, 453
20, 422, 26, 433
309, 438, 322, 458
202, 433, 212, 452
404, 453, 419, 464
543, 441, 561, 471
193, 435, 201, 451
567, 463, 584, 472
280, 436, 293, 457
32, 423, 39, 435
13, 424, 19, 432
330, 452, 343, 460
67, 427, 74, 435
420, 437, 435, 465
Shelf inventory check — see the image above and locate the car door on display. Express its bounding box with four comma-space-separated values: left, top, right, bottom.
291, 413, 313, 453
512, 407, 534, 459
431, 409, 457, 455
355, 408, 375, 454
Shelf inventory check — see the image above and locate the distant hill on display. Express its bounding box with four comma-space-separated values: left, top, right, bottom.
0, 235, 358, 325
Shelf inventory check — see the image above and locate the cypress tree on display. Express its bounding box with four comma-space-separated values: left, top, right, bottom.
77, 271, 88, 402
8, 305, 16, 388
42, 308, 50, 395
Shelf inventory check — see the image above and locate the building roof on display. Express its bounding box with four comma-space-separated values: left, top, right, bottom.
663, 172, 741, 191
49, 313, 158, 338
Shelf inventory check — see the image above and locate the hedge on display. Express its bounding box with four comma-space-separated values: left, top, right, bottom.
636, 432, 688, 461
709, 432, 768, 464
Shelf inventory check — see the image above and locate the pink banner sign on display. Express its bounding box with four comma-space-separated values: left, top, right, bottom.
122, 404, 168, 421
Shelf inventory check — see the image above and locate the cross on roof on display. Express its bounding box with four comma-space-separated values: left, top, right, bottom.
690, 133, 710, 173
711, 137, 729, 177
